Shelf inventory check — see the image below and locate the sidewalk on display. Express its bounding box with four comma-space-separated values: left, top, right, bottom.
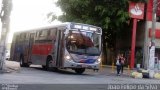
0, 60, 20, 73
99, 65, 160, 79
98, 65, 133, 77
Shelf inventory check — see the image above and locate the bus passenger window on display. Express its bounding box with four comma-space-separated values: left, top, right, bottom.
36, 32, 38, 37
50, 28, 57, 36
47, 30, 51, 36
20, 33, 26, 40
26, 33, 29, 39
39, 30, 48, 37
39, 31, 43, 37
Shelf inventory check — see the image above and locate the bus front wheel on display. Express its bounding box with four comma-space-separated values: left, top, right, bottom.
75, 68, 85, 74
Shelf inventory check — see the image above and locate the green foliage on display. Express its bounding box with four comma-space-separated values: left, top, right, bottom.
55, 0, 146, 48
47, 12, 57, 23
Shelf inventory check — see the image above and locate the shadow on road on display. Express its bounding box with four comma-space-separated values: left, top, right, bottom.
30, 66, 91, 76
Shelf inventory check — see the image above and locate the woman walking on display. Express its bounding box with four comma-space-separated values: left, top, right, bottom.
116, 54, 121, 76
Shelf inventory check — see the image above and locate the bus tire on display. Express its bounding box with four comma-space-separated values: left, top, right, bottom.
25, 64, 30, 67
75, 68, 85, 74
52, 67, 58, 72
20, 56, 29, 67
20, 56, 25, 67
42, 65, 46, 69
46, 57, 52, 71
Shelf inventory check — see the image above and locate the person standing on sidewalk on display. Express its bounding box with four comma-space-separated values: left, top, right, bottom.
120, 54, 125, 74
116, 54, 121, 76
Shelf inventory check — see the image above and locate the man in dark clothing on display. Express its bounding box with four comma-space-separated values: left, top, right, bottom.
120, 54, 125, 74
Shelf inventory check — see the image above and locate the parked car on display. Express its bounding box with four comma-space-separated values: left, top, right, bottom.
6, 50, 10, 60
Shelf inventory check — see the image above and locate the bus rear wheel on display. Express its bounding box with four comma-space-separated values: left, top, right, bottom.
20, 56, 29, 67
46, 57, 52, 71
20, 57, 25, 67
42, 65, 46, 69
75, 68, 85, 74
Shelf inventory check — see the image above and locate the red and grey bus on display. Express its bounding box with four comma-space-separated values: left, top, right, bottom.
10, 22, 102, 74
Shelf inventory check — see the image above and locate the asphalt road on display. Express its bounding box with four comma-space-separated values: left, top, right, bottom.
0, 61, 160, 90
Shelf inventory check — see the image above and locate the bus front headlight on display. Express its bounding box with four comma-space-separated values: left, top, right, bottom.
65, 55, 71, 60
97, 58, 101, 62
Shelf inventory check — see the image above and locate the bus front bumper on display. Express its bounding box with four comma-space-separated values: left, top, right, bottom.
64, 60, 100, 70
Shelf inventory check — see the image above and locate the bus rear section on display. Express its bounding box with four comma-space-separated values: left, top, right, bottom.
10, 22, 102, 74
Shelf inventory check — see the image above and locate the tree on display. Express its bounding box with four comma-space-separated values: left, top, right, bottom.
0, 0, 12, 70
54, 0, 146, 64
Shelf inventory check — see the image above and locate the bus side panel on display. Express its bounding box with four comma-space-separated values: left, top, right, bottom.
57, 30, 65, 67
11, 33, 30, 64
31, 43, 53, 65
10, 42, 16, 61
10, 34, 17, 61
10, 34, 22, 62
23, 40, 30, 63
30, 28, 58, 66
16, 42, 24, 61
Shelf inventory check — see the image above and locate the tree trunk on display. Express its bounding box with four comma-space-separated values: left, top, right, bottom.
102, 31, 107, 65
0, 0, 12, 70
0, 27, 7, 70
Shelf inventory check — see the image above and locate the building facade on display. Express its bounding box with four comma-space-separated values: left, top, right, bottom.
105, 0, 160, 69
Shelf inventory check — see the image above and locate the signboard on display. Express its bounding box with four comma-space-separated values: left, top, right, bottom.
149, 28, 160, 38
129, 2, 145, 19
146, 0, 160, 21
157, 0, 160, 16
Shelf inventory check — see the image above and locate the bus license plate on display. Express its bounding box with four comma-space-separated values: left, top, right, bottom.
82, 64, 87, 67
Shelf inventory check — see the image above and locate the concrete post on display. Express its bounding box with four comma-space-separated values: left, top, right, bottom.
143, 21, 149, 69
148, 0, 157, 70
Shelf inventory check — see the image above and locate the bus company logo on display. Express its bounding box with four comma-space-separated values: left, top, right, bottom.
129, 2, 144, 19
130, 4, 142, 16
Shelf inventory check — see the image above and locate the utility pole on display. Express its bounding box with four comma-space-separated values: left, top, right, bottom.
0, 0, 12, 71
148, 0, 157, 72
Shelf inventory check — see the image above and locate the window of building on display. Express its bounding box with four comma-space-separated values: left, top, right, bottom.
157, 16, 160, 22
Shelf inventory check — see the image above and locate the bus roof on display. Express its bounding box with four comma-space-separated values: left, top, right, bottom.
14, 22, 102, 34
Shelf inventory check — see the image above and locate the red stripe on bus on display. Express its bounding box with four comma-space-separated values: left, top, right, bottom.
32, 44, 53, 55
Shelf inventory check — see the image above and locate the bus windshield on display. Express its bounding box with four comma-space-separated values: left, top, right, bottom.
66, 30, 101, 56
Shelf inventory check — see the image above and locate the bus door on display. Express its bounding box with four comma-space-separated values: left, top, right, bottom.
27, 33, 35, 63
55, 30, 65, 67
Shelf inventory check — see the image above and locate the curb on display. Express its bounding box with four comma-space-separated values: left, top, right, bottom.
6, 67, 20, 73
0, 69, 12, 73
100, 65, 133, 70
